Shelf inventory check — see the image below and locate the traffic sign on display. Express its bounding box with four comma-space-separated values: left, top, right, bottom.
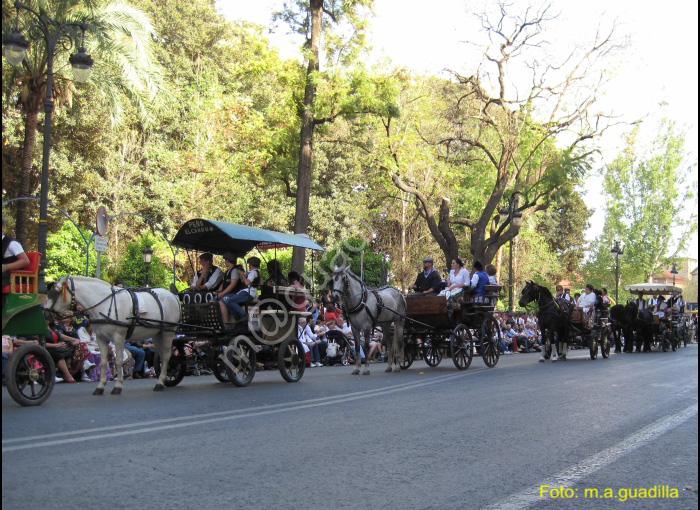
94, 235, 108, 253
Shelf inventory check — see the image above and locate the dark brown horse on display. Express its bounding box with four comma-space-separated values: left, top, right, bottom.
518, 281, 573, 361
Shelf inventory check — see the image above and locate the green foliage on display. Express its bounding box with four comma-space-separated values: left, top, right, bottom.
112, 234, 171, 288
584, 119, 698, 291
317, 238, 387, 288
45, 221, 111, 282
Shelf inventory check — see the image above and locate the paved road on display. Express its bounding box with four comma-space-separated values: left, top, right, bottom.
3, 346, 698, 510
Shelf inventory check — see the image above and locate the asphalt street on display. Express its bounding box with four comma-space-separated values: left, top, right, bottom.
3, 345, 698, 510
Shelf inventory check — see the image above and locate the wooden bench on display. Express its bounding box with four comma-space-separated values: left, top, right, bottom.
406, 295, 450, 328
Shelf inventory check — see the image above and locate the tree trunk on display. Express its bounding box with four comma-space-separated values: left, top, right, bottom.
291, 0, 323, 274
15, 109, 40, 246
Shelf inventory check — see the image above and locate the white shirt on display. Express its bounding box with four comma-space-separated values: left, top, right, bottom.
2, 234, 24, 258
243, 269, 259, 298
190, 266, 223, 290
448, 269, 468, 290
577, 292, 596, 311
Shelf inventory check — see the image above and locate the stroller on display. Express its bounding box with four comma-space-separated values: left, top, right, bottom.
324, 329, 352, 366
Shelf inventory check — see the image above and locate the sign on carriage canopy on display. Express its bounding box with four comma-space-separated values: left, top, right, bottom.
624, 283, 682, 295
172, 219, 325, 258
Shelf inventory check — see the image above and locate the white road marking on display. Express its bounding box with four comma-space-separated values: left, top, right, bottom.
486, 403, 699, 510
3, 367, 493, 451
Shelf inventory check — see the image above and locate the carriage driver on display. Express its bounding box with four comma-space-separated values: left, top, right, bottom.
189, 252, 223, 292
408, 258, 442, 295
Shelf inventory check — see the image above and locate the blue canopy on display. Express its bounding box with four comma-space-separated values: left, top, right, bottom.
172, 219, 324, 258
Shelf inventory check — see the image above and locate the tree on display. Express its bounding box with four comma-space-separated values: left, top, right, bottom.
112, 234, 170, 287
389, 2, 619, 266
274, 0, 376, 273
584, 119, 698, 289
2, 0, 165, 245
44, 220, 110, 281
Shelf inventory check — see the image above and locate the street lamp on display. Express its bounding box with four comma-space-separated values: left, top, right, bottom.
670, 264, 678, 288
499, 192, 523, 315
611, 240, 625, 303
3, 1, 94, 294
142, 246, 153, 287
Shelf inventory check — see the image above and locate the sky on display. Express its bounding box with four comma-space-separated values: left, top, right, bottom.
216, 0, 698, 258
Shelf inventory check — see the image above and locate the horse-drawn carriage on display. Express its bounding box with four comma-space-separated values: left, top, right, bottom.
519, 282, 611, 361
2, 252, 55, 406
401, 286, 504, 370
623, 283, 684, 352
158, 219, 325, 387
41, 219, 324, 395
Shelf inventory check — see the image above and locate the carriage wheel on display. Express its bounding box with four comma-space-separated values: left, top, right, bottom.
278, 338, 305, 383
209, 346, 230, 383
480, 315, 501, 368
423, 339, 443, 367
6, 344, 56, 407
600, 327, 611, 359
588, 332, 598, 359
154, 351, 186, 387
400, 349, 414, 370
225, 341, 256, 387
450, 324, 473, 370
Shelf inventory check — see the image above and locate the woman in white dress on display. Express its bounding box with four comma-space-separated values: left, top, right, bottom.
444, 258, 468, 308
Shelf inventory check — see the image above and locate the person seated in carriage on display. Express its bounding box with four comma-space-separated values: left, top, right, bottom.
633, 292, 648, 310
408, 257, 442, 296
563, 288, 574, 304
217, 252, 243, 323
261, 259, 288, 295
601, 287, 615, 306
464, 260, 489, 303
189, 252, 224, 293
576, 284, 597, 330
221, 256, 261, 320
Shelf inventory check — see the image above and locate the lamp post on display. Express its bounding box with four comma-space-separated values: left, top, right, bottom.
3, 1, 94, 294
499, 192, 523, 315
670, 264, 678, 288
142, 246, 153, 287
611, 240, 625, 303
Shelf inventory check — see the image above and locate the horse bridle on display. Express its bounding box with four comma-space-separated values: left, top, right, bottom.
46, 277, 77, 316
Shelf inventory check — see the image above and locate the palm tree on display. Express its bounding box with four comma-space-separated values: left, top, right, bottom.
3, 0, 165, 244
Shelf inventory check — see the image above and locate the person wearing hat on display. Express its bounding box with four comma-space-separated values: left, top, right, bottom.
217, 252, 242, 322
408, 257, 442, 296
220, 256, 261, 321
189, 252, 223, 292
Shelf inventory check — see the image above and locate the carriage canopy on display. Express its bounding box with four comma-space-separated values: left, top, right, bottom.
624, 283, 682, 295
172, 219, 324, 258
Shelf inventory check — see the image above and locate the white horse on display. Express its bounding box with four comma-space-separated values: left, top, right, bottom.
45, 276, 181, 394
330, 266, 406, 375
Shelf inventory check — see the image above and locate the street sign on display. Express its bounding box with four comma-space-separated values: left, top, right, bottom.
94, 235, 108, 253
96, 206, 108, 236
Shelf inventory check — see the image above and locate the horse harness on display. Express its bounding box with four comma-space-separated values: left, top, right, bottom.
48, 276, 169, 339
338, 273, 391, 329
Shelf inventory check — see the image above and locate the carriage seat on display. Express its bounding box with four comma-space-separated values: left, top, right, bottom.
3, 251, 41, 294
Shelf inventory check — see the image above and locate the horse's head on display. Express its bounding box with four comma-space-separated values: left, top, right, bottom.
624, 300, 639, 321
329, 265, 349, 302
518, 281, 538, 308
45, 275, 72, 317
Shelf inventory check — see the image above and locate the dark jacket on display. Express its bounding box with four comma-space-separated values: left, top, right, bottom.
413, 270, 442, 294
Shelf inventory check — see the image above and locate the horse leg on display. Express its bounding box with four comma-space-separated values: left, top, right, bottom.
385, 332, 394, 373
93, 336, 110, 395
393, 323, 404, 372
154, 332, 174, 391
363, 331, 370, 375
112, 340, 124, 394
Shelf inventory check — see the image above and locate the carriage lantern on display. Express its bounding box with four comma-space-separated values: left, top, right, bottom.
142, 246, 153, 287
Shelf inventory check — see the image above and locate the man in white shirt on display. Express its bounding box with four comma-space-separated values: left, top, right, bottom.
189, 252, 223, 292
633, 292, 647, 311
336, 316, 365, 361
2, 218, 30, 288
